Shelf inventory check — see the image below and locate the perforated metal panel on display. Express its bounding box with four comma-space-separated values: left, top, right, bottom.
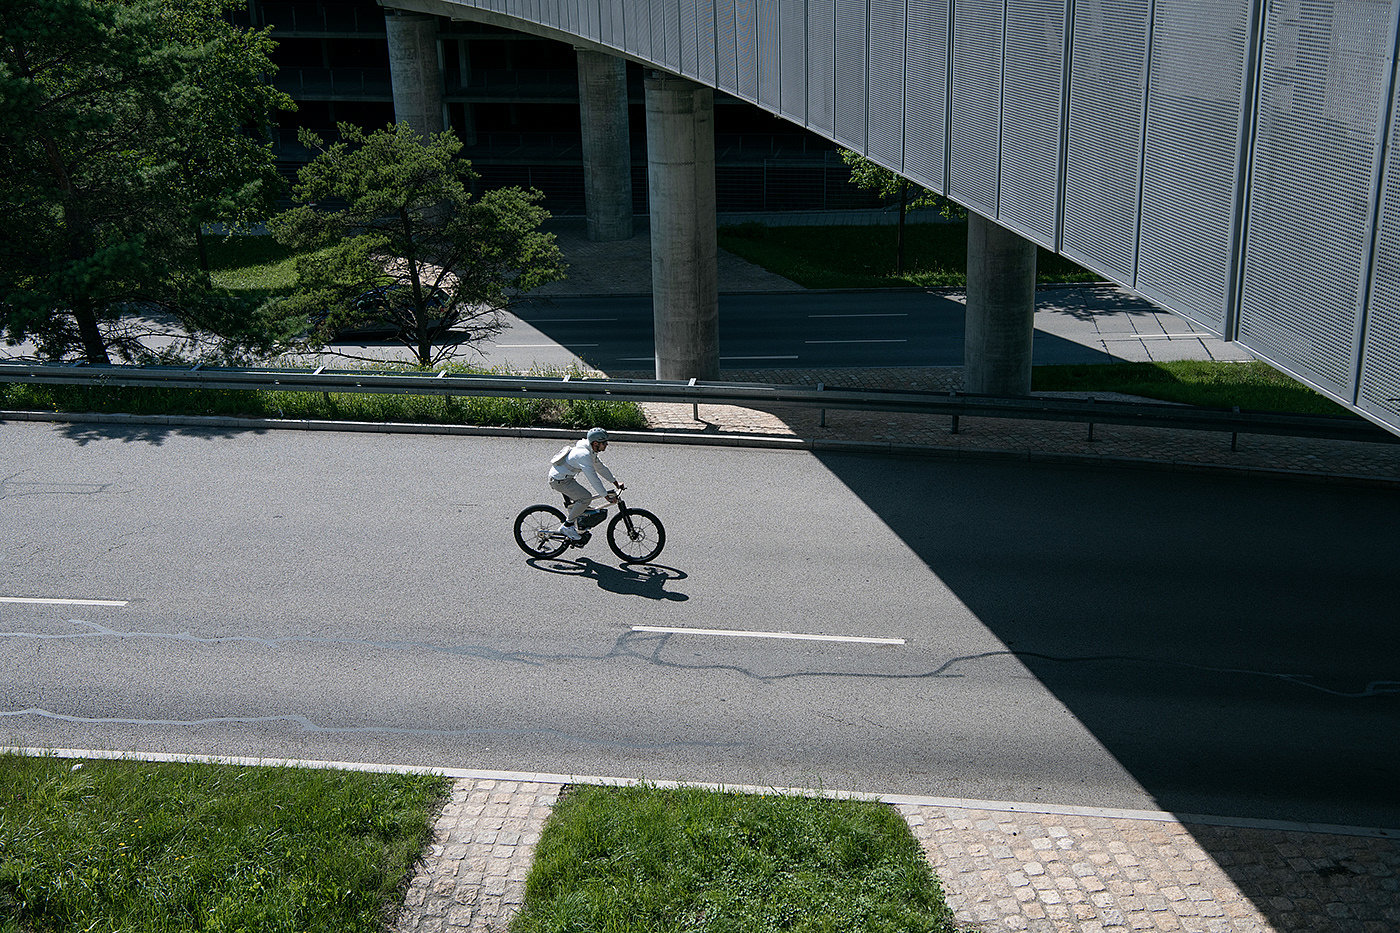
807, 0, 836, 135
999, 0, 1066, 248
868, 0, 906, 170
602, 0, 624, 47
696, 0, 717, 84
780, 1, 806, 121
834, 0, 868, 149
1238, 0, 1393, 399
735, 0, 758, 100
716, 0, 738, 91
626, 0, 651, 56
949, 0, 1003, 217
1061, 0, 1150, 284
753, 0, 776, 108
1133, 0, 1252, 334
652, 0, 680, 69
904, 0, 950, 194
1360, 84, 1400, 424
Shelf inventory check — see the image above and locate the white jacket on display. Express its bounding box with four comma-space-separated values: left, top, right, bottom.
549, 439, 617, 495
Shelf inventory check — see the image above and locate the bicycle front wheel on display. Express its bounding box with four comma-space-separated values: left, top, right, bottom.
514, 505, 569, 558
607, 508, 665, 564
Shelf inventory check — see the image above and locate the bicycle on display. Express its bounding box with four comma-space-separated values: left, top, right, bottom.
513, 485, 666, 564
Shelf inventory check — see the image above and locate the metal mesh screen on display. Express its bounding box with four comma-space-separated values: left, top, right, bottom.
1360, 85, 1400, 422
999, 0, 1066, 248
758, 0, 780, 109
868, 0, 906, 170
807, 0, 836, 135
736, 0, 758, 100
716, 0, 737, 91
780, 1, 806, 121
696, 0, 716, 84
1134, 0, 1252, 333
1237, 0, 1393, 398
834, 0, 868, 150
1061, 0, 1150, 284
948, 0, 1002, 217
904, 0, 950, 194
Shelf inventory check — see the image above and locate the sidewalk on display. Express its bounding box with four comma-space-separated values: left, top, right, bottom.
392, 777, 1399, 933
390, 222, 1398, 933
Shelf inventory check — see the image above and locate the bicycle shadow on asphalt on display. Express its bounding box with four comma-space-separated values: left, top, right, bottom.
526, 556, 689, 601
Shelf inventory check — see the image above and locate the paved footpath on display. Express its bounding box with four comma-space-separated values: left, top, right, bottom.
391, 777, 1399, 933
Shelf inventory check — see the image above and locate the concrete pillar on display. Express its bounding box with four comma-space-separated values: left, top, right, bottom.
964, 212, 1038, 396
386, 12, 444, 138
576, 50, 633, 241
645, 71, 718, 381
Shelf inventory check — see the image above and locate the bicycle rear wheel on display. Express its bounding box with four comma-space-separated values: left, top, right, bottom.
607, 508, 665, 564
514, 505, 569, 558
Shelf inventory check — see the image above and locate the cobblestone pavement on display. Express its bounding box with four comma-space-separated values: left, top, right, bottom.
393, 779, 562, 933
391, 778, 1399, 933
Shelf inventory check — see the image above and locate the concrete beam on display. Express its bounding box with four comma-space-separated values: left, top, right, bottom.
576, 50, 633, 242
964, 212, 1038, 396
645, 71, 718, 381
385, 10, 445, 138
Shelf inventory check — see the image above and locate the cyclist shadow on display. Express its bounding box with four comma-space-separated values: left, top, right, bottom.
528, 557, 689, 601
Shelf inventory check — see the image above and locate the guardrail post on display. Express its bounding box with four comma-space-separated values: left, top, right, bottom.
689, 377, 698, 421
817, 382, 825, 427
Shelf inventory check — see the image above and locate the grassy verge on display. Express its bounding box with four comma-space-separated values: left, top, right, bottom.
1032, 360, 1354, 417
0, 363, 649, 431
512, 784, 955, 933
0, 755, 448, 933
718, 222, 1098, 288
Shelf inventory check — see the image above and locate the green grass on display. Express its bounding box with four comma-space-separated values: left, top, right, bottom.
206, 235, 306, 304
0, 755, 448, 933
0, 362, 649, 431
1032, 360, 1355, 416
511, 784, 955, 933
718, 222, 1098, 288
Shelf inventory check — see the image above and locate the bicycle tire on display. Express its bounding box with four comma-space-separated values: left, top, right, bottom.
514, 504, 569, 558
607, 508, 665, 564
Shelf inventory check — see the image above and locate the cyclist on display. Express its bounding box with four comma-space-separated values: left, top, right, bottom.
548, 427, 623, 540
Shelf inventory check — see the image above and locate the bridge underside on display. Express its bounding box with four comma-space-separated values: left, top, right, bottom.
386, 0, 1400, 439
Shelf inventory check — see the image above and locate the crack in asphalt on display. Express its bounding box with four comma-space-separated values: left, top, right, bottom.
5, 620, 1397, 699
0, 707, 743, 749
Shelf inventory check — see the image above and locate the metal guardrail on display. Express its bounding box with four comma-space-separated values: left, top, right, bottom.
0, 360, 1394, 446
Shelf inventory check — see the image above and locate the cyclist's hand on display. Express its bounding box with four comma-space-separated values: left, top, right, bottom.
606, 491, 619, 504
614, 481, 625, 491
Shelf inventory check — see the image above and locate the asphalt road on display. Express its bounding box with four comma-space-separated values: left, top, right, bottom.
479, 286, 1246, 372
2, 422, 1397, 828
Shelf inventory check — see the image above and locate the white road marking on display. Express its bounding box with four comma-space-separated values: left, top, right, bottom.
617, 356, 656, 361
0, 597, 128, 607
808, 312, 909, 318
632, 624, 904, 645
522, 317, 619, 323
804, 338, 908, 344
495, 343, 599, 348
720, 355, 800, 360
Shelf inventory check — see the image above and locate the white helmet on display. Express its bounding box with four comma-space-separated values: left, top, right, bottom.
586, 427, 609, 444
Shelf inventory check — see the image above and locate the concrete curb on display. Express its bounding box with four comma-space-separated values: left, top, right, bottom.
8, 746, 1395, 839
6, 408, 1398, 488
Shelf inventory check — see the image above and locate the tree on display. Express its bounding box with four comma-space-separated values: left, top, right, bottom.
269, 123, 566, 368
840, 149, 965, 274
0, 0, 291, 364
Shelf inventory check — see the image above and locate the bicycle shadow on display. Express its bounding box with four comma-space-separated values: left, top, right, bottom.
527, 557, 689, 601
